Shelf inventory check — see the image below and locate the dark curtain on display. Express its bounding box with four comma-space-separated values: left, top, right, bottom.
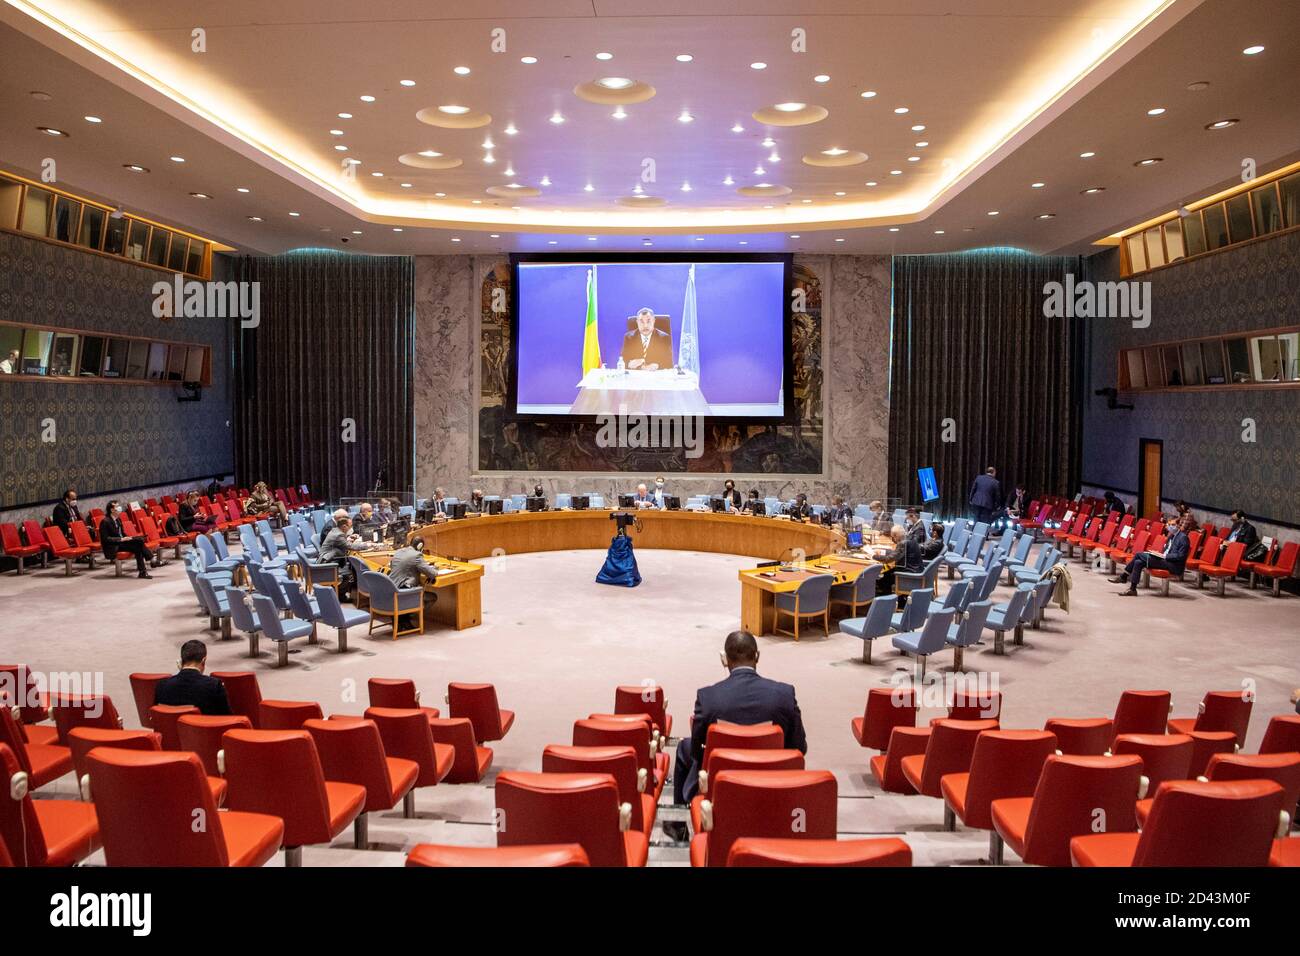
233, 252, 415, 502
888, 250, 1084, 517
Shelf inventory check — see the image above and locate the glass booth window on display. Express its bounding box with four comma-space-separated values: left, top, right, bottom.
125, 340, 149, 378
0, 326, 23, 375
21, 329, 52, 374
1126, 234, 1147, 272
1224, 337, 1252, 384
125, 221, 148, 261
103, 338, 130, 378
1251, 335, 1282, 383
1180, 213, 1207, 257
1202, 341, 1227, 384
51, 196, 80, 243
78, 336, 105, 376
1226, 194, 1254, 244
78, 206, 105, 250
1281, 173, 1300, 228
1204, 204, 1229, 250
166, 344, 187, 381
166, 233, 188, 272
103, 215, 128, 256
48, 333, 79, 376
147, 228, 169, 266
19, 187, 52, 236
1278, 332, 1299, 382
1179, 342, 1204, 386
1251, 184, 1283, 236
146, 342, 168, 380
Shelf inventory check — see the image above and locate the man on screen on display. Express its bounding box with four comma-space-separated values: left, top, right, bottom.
619, 308, 673, 370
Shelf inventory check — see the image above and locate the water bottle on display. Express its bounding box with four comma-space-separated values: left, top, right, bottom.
617, 356, 625, 375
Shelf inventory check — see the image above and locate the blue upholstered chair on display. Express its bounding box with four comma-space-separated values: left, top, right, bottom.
314, 584, 370, 653
829, 563, 882, 618
211, 531, 249, 567
927, 578, 970, 618
897, 553, 944, 596
773, 573, 835, 641
197, 533, 242, 574
251, 592, 313, 668
943, 531, 984, 579
1023, 579, 1054, 632
983, 583, 1034, 655
919, 512, 934, 526
194, 574, 235, 641
556, 493, 572, 509
999, 534, 1034, 581
972, 565, 1002, 603
1011, 546, 1059, 584
282, 579, 322, 634
945, 599, 993, 671
227, 586, 266, 659
346, 556, 373, 608
838, 597, 895, 664
588, 495, 605, 509
362, 570, 425, 639
890, 587, 933, 632
509, 495, 526, 510
295, 546, 339, 593
891, 607, 955, 679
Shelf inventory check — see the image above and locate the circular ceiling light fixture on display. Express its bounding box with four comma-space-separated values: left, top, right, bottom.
596, 51, 613, 60
418, 105, 491, 128
676, 54, 693, 62
617, 195, 667, 207
753, 103, 828, 126
802, 149, 867, 167
573, 77, 657, 104
453, 66, 471, 75
487, 184, 542, 198
520, 56, 537, 64
736, 183, 792, 197
398, 151, 464, 169
189, 192, 210, 199
84, 115, 101, 123
1134, 157, 1163, 166
750, 62, 767, 70
1036, 213, 1056, 220
1146, 107, 1166, 115
400, 79, 416, 87
813, 74, 830, 83
1242, 44, 1264, 55
860, 90, 877, 98
1081, 186, 1106, 194
1205, 118, 1238, 130
337, 112, 352, 119
37, 126, 68, 137
123, 163, 148, 172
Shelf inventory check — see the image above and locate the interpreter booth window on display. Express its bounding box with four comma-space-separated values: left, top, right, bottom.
1277, 332, 1299, 381
0, 326, 23, 375
103, 214, 128, 257
19, 187, 52, 236
1179, 342, 1205, 386
51, 196, 80, 244
1226, 194, 1254, 244
1202, 341, 1227, 384
146, 342, 168, 380
1180, 213, 1207, 257
125, 221, 148, 262
1250, 336, 1283, 383
1224, 337, 1253, 384
125, 340, 149, 379
78, 335, 105, 377
20, 329, 52, 375
166, 344, 187, 381
48, 333, 79, 377
103, 338, 130, 378
1203, 204, 1230, 251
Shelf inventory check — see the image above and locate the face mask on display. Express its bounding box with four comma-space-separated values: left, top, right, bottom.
655, 482, 664, 489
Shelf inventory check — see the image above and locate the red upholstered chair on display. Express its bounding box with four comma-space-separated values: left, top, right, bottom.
221, 729, 366, 865
407, 843, 590, 867
871, 725, 933, 794
852, 686, 917, 751
69, 520, 103, 561
543, 744, 657, 837
137, 513, 180, 560
690, 747, 806, 834
362, 707, 455, 803
1271, 838, 1300, 867
447, 682, 514, 742
704, 720, 784, 752
1199, 542, 1246, 595
0, 664, 55, 745
946, 689, 1002, 722
305, 717, 420, 847
128, 673, 169, 728
149, 704, 199, 750
0, 706, 70, 790
495, 771, 648, 867
67, 727, 159, 785
87, 748, 282, 866
50, 695, 124, 744
614, 684, 672, 739
900, 718, 999, 799
367, 678, 440, 719
1113, 733, 1194, 799
1186, 730, 1238, 778
1249, 541, 1298, 596
573, 717, 666, 801
177, 714, 252, 776
1112, 690, 1172, 738
1169, 690, 1251, 748
990, 754, 1143, 866
211, 671, 262, 728
1204, 752, 1300, 814
1261, 714, 1300, 754
1, 522, 47, 574
727, 836, 912, 868
429, 718, 493, 783
1043, 717, 1113, 756
1071, 780, 1285, 867
690, 769, 837, 867
42, 526, 91, 575
0, 743, 100, 867
258, 699, 323, 730
940, 729, 1057, 836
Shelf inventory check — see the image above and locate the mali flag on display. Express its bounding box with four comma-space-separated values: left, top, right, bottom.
582, 266, 601, 374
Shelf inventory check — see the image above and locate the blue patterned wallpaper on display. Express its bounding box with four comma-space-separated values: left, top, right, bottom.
0, 232, 233, 509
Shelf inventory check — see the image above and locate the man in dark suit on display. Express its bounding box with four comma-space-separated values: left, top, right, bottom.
98, 499, 154, 578
1222, 510, 1259, 554
669, 631, 807, 826
619, 308, 673, 370
1006, 484, 1028, 518
154, 640, 231, 715
968, 466, 1002, 524
51, 488, 83, 537
1113, 515, 1192, 595
903, 507, 927, 546
787, 492, 813, 521
877, 525, 922, 595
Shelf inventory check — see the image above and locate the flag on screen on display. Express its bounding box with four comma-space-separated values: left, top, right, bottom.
680, 263, 700, 379
582, 267, 601, 374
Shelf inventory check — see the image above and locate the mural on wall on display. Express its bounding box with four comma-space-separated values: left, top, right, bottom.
476, 260, 825, 474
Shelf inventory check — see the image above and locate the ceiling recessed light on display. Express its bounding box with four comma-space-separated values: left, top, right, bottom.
1134, 157, 1162, 166
371, 171, 384, 177
754, 166, 765, 175
236, 187, 250, 193
1036, 213, 1055, 220
865, 181, 878, 187
504, 165, 515, 177
418, 150, 442, 158
888, 227, 900, 232
400, 182, 412, 188
612, 107, 628, 119
393, 227, 403, 232
834, 191, 846, 197
453, 66, 471, 75
1079, 151, 1095, 158
750, 62, 766, 70
337, 112, 352, 119
1205, 118, 1238, 130
450, 237, 460, 242
330, 129, 344, 135
334, 145, 348, 151
676, 54, 693, 62
189, 192, 210, 199
1081, 186, 1105, 194
644, 240, 654, 246
549, 112, 565, 124
723, 175, 734, 185
352, 230, 362, 235
360, 95, 376, 102
548, 240, 557, 245
247, 216, 263, 222
438, 105, 470, 115
584, 183, 595, 192
934, 230, 945, 235
1147, 107, 1166, 115
346, 158, 360, 165
123, 164, 148, 172
482, 137, 495, 149
83, 115, 101, 123
37, 126, 68, 137
1031, 182, 1045, 188
434, 192, 446, 197
789, 234, 800, 239
988, 210, 999, 216
520, 56, 537, 64
813, 74, 830, 83
170, 156, 185, 163
587, 236, 597, 240
483, 154, 495, 164
1242, 44, 1264, 55
834, 238, 845, 242
540, 176, 551, 186
801, 198, 812, 203
907, 156, 920, 162
504, 124, 518, 136
677, 111, 694, 123
761, 137, 776, 148
400, 79, 416, 87
731, 123, 744, 133
860, 90, 877, 98
288, 211, 299, 216
768, 152, 780, 163
820, 147, 848, 157
911, 124, 925, 132
893, 106, 909, 114
681, 182, 692, 192
890, 169, 902, 175
491, 234, 501, 238
915, 141, 929, 147
597, 76, 634, 90
596, 51, 613, 60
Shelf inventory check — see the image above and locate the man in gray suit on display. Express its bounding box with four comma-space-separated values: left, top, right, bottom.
388, 537, 441, 590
